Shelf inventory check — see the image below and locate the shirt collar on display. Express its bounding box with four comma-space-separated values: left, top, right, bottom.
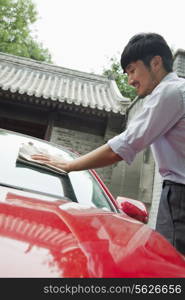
160, 72, 178, 83
147, 72, 178, 98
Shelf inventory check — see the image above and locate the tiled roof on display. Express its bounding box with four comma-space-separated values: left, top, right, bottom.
0, 52, 130, 115
173, 49, 185, 78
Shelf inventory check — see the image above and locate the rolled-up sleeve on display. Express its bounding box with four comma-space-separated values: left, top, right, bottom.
107, 83, 184, 164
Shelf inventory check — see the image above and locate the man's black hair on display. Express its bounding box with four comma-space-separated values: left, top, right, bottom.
121, 33, 173, 73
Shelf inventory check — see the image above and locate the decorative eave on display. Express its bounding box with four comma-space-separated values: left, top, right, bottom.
0, 52, 130, 115
173, 49, 185, 78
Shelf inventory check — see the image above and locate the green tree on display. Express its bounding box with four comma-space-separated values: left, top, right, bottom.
103, 57, 137, 101
0, 0, 52, 62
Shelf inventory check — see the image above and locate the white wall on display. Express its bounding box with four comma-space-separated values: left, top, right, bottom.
147, 164, 162, 229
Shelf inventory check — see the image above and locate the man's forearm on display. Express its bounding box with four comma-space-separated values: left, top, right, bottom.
31, 144, 123, 173
67, 144, 122, 172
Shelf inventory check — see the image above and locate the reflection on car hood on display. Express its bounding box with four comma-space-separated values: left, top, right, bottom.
0, 191, 185, 278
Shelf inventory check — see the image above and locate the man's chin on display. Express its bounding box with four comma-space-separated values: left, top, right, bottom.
137, 90, 148, 98
136, 91, 143, 97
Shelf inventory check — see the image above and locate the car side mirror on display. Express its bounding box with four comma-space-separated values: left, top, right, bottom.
116, 196, 148, 223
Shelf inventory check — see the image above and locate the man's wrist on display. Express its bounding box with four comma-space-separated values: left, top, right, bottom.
64, 161, 73, 173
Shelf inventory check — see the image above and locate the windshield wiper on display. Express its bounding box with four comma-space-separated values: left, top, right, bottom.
0, 182, 62, 199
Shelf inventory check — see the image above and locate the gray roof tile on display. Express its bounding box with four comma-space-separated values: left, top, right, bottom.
173, 49, 185, 78
0, 52, 130, 114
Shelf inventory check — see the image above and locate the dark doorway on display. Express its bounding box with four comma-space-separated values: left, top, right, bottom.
0, 118, 46, 139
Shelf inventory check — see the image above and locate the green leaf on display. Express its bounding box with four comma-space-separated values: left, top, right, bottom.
103, 57, 137, 101
0, 0, 52, 63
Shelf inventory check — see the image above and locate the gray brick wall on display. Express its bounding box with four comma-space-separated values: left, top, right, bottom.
50, 125, 115, 191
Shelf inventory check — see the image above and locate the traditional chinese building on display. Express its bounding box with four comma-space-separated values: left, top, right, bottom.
0, 52, 130, 194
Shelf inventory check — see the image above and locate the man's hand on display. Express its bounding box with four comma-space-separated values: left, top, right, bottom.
31, 154, 71, 173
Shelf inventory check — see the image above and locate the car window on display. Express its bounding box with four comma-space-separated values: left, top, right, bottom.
0, 130, 114, 211
69, 171, 114, 211
0, 132, 71, 199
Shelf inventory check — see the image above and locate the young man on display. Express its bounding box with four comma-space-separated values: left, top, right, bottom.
32, 33, 185, 255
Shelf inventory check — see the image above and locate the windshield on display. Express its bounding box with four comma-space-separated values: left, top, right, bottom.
0, 130, 115, 211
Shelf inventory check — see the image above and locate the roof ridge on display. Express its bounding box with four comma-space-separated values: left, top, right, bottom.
0, 51, 130, 114
0, 52, 108, 83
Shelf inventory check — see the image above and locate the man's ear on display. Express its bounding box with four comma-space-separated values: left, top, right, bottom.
150, 55, 162, 71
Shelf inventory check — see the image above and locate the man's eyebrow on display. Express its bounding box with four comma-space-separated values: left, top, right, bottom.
126, 64, 133, 71
124, 64, 132, 74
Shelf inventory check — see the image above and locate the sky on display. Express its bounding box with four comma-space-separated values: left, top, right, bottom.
33, 0, 185, 75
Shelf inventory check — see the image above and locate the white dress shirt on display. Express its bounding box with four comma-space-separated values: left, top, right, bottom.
108, 72, 185, 184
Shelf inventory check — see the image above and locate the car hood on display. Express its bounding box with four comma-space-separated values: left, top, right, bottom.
0, 191, 185, 278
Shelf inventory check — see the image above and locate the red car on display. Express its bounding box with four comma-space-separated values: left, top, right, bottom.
0, 129, 185, 278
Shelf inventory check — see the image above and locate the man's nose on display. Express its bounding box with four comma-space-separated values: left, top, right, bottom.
128, 76, 134, 86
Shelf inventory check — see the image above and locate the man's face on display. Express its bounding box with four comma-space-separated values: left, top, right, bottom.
125, 60, 159, 97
